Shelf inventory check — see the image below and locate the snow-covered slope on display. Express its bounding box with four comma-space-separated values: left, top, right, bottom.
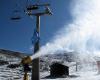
0, 49, 99, 80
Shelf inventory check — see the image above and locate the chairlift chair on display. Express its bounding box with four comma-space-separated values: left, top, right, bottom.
11, 16, 21, 20
10, 10, 21, 20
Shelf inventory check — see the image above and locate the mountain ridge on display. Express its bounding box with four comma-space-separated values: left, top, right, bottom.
0, 49, 28, 58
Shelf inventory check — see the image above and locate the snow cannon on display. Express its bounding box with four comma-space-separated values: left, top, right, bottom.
7, 56, 32, 80
21, 56, 32, 65
21, 56, 32, 80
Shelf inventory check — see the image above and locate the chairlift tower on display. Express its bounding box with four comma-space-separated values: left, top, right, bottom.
25, 3, 52, 80
10, 1, 52, 79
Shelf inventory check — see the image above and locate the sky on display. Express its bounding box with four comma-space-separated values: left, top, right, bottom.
0, 0, 72, 54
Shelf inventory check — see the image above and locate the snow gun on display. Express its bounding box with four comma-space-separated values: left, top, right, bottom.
21, 56, 32, 80
7, 56, 32, 80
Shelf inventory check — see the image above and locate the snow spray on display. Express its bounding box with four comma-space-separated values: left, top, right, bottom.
31, 0, 100, 67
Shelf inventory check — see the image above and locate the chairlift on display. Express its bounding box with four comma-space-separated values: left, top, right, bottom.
26, 0, 39, 11
10, 10, 21, 21
25, 4, 52, 16
11, 16, 21, 20
45, 6, 52, 15
35, 3, 50, 7
26, 3, 50, 10
27, 5, 38, 10
10, 0, 22, 21
24, 0, 52, 16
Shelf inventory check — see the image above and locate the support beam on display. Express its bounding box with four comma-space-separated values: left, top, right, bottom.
32, 16, 40, 80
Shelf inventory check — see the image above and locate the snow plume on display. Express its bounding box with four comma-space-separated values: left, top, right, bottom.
31, 0, 100, 61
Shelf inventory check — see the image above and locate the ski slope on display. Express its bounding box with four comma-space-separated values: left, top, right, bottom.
41, 71, 100, 80
41, 64, 100, 80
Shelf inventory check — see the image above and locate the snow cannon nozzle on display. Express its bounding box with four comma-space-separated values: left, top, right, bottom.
21, 56, 32, 65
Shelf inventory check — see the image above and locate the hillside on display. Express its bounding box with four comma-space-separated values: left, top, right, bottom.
0, 49, 27, 58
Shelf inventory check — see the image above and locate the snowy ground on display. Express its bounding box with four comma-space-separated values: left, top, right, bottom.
41, 71, 100, 80
41, 70, 100, 80
41, 64, 100, 80
0, 64, 100, 80
0, 65, 31, 80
